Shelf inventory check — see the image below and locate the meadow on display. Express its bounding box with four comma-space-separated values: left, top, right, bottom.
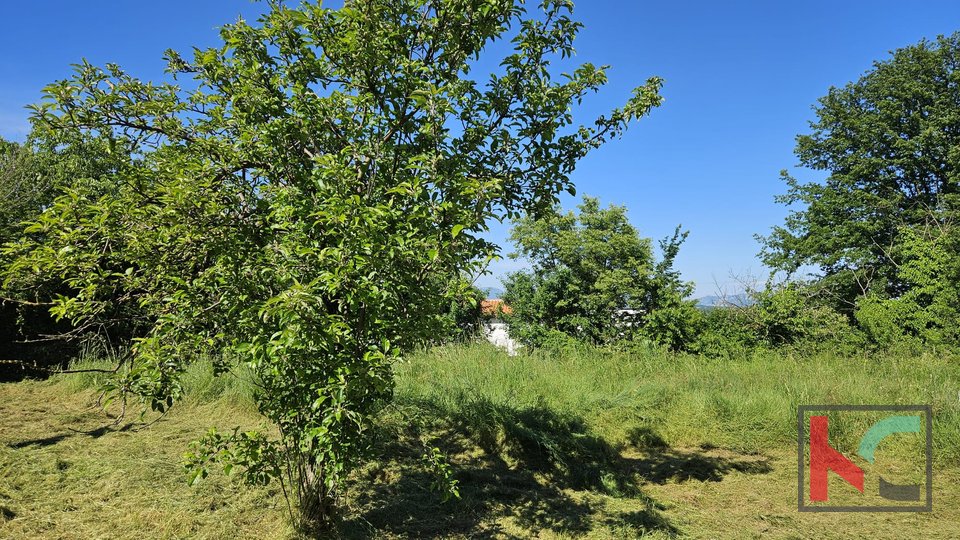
1, 343, 958, 538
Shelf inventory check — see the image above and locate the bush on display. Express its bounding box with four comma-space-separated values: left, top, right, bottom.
749, 284, 858, 348
689, 284, 865, 358
854, 223, 960, 348
638, 298, 704, 352
690, 306, 758, 359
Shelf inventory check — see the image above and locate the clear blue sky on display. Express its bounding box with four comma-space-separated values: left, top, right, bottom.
2, 1, 958, 296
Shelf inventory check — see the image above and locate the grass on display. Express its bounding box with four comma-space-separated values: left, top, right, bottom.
396, 344, 960, 464
0, 379, 289, 539
1, 343, 959, 538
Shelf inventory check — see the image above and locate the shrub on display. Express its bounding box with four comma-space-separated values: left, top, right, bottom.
854, 222, 960, 348
691, 306, 758, 359
690, 284, 865, 358
749, 284, 856, 348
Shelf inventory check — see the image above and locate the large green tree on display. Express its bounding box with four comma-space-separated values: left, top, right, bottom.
1, 0, 661, 528
1, 130, 118, 248
760, 33, 960, 317
503, 196, 696, 348
1, 131, 125, 354
0, 138, 37, 245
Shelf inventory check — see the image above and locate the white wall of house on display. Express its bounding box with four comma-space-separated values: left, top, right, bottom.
483, 321, 519, 356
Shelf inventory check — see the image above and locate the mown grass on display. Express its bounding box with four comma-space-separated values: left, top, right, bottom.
0, 378, 289, 539
1, 343, 959, 538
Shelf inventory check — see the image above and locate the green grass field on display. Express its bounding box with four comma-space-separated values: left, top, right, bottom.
1, 344, 959, 538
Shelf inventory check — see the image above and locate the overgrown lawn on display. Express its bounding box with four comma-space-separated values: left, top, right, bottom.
1, 344, 958, 538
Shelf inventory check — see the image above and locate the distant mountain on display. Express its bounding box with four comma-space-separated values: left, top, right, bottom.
482, 287, 505, 299
696, 293, 754, 308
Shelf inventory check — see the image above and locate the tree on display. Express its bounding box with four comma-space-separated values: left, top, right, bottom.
1, 130, 118, 247
639, 227, 702, 351
1, 131, 126, 358
502, 196, 695, 348
760, 33, 960, 317
1, 0, 662, 529
0, 138, 51, 247
854, 218, 960, 346
0, 138, 42, 351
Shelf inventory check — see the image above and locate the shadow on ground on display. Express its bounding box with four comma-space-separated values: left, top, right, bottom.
338, 398, 772, 538
622, 425, 772, 484
6, 422, 133, 449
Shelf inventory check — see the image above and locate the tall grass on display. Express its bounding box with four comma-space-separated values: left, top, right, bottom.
395, 343, 960, 465
55, 353, 260, 412
53, 341, 960, 465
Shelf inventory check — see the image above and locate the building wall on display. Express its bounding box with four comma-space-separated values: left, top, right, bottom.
483, 321, 518, 356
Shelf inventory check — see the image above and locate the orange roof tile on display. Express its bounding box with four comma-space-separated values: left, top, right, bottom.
481, 299, 513, 316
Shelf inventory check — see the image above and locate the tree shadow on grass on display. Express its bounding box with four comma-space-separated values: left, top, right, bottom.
338, 397, 771, 538
622, 425, 773, 484
8, 422, 134, 449
625, 446, 772, 485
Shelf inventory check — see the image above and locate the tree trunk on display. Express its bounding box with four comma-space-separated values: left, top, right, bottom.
297, 462, 336, 533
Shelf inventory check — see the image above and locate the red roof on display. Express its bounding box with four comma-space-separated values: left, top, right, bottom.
481, 299, 513, 316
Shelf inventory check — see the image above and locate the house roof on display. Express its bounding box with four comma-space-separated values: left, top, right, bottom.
481, 299, 513, 316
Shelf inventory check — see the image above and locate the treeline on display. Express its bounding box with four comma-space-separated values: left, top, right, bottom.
494, 193, 958, 357
492, 33, 960, 356
5, 34, 958, 364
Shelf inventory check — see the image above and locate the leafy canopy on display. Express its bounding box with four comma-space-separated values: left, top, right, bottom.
1, 0, 662, 527
502, 196, 695, 348
760, 33, 960, 312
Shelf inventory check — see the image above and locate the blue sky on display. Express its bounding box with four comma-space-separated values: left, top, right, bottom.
2, 1, 958, 296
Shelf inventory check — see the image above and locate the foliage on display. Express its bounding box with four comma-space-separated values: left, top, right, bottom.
439, 281, 484, 342
0, 137, 48, 348
420, 445, 460, 502
503, 196, 696, 349
855, 219, 960, 347
0, 0, 661, 528
747, 283, 858, 349
688, 283, 864, 358
0, 138, 44, 246
759, 33, 960, 323
636, 228, 703, 350
0, 131, 127, 353
688, 306, 758, 359
1, 129, 121, 249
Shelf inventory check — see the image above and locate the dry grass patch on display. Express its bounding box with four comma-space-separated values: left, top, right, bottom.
0, 381, 291, 540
